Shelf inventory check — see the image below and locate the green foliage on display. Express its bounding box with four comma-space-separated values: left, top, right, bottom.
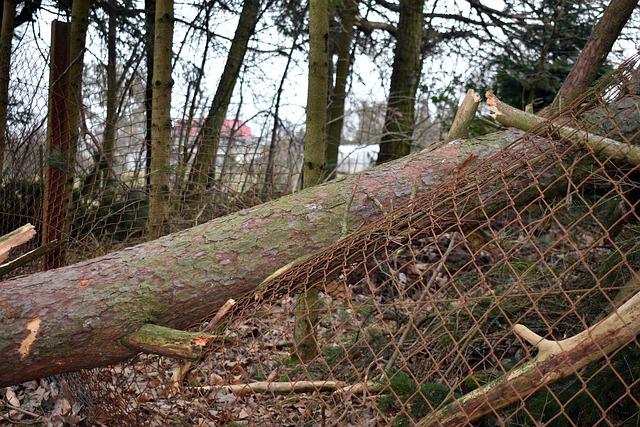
479, 0, 612, 110
72, 185, 149, 242
378, 371, 450, 426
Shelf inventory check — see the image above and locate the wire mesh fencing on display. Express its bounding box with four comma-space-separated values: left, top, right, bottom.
0, 31, 380, 282
32, 56, 640, 426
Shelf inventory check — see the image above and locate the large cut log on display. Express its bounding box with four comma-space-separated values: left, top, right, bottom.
0, 129, 526, 386
0, 91, 637, 386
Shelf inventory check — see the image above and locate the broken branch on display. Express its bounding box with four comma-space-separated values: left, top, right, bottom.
0, 224, 36, 264
486, 91, 640, 165
0, 240, 58, 277
191, 380, 346, 394
122, 324, 220, 360
418, 279, 640, 427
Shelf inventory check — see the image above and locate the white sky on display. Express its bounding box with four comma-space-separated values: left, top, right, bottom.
13, 0, 640, 142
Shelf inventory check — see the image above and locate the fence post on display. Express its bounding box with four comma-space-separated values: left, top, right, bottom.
42, 20, 71, 270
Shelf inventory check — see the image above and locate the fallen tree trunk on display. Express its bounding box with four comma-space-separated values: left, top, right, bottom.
1, 92, 638, 386
0, 128, 525, 386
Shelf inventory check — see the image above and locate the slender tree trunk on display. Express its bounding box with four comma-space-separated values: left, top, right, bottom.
325, 0, 356, 177
42, 21, 71, 270
185, 0, 260, 195
176, 4, 212, 193
146, 0, 173, 238
551, 0, 638, 110
263, 27, 300, 197
376, 0, 424, 165
0, 0, 15, 177
102, 0, 118, 185
294, 0, 330, 362
54, 0, 89, 266
144, 0, 155, 190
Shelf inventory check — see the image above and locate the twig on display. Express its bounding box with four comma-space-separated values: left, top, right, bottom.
190, 380, 346, 394
202, 298, 236, 333
0, 240, 58, 277
2, 403, 41, 419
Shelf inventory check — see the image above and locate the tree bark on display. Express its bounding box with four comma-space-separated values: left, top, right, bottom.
42, 20, 71, 270
551, 0, 638, 110
325, 0, 357, 176
376, 0, 425, 165
0, 0, 15, 177
144, 0, 155, 191
186, 0, 260, 194
146, 0, 173, 238
0, 127, 530, 387
101, 0, 118, 185
294, 0, 330, 362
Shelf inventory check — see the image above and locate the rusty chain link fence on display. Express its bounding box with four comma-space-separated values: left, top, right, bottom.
22, 56, 635, 426
2, 23, 640, 426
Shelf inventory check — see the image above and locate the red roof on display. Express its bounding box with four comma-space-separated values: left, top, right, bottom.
222, 119, 253, 138
173, 118, 254, 139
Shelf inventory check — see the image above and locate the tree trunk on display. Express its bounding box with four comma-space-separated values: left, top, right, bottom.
0, 0, 15, 177
144, 0, 155, 191
294, 0, 330, 362
42, 21, 71, 270
0, 127, 529, 387
325, 0, 356, 176
551, 0, 638, 110
102, 0, 118, 185
376, 0, 424, 165
146, 0, 173, 238
186, 0, 260, 195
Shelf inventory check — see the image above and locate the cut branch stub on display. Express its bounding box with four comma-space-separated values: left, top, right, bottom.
418, 279, 640, 427
446, 89, 481, 142
122, 324, 220, 360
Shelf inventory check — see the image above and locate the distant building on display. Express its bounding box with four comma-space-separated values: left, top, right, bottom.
172, 118, 254, 141
336, 144, 378, 174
